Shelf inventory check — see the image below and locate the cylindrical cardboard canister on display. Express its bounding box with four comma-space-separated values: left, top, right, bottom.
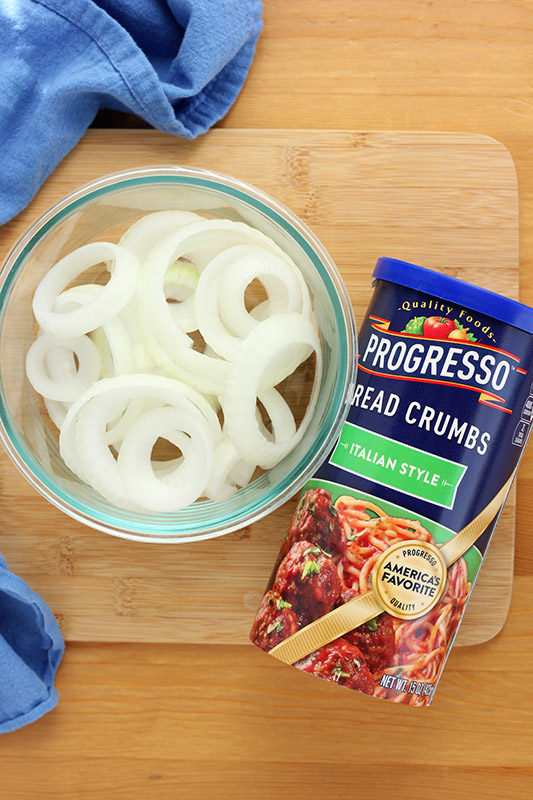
250, 258, 533, 706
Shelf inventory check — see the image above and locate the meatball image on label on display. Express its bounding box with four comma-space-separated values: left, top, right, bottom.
273, 540, 342, 628
285, 488, 347, 557
295, 638, 375, 695
250, 590, 298, 652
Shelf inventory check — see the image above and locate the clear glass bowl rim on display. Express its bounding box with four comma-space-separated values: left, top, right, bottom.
0, 166, 357, 543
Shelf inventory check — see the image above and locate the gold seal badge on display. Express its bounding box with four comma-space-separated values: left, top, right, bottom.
372, 540, 447, 620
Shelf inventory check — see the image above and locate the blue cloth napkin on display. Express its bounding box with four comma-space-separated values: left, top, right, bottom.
0, 0, 263, 224
0, 551, 64, 733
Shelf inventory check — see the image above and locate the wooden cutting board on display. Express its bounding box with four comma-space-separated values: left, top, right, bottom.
0, 129, 518, 647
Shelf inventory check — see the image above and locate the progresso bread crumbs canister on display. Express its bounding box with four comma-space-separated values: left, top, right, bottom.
250, 257, 533, 706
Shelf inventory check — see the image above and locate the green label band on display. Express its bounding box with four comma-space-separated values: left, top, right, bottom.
330, 423, 467, 509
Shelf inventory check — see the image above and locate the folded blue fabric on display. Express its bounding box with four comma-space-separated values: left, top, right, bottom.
0, 0, 263, 224
0, 551, 64, 733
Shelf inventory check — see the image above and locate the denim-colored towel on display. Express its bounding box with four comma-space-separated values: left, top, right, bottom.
0, 551, 64, 734
0, 0, 263, 224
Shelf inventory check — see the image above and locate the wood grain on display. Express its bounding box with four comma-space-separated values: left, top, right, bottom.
1, 598, 533, 799
0, 129, 518, 648
3, 2, 533, 797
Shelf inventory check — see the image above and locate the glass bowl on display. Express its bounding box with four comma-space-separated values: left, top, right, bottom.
0, 167, 356, 543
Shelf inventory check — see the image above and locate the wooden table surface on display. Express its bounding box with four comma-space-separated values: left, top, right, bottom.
3, 2, 533, 798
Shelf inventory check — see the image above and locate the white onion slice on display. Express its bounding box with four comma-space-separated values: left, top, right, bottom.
59, 374, 222, 488
153, 431, 191, 476
41, 341, 75, 429
44, 398, 70, 429
165, 261, 199, 303
228, 457, 257, 488
118, 406, 213, 511
53, 283, 101, 310
139, 220, 296, 392
153, 458, 184, 476
194, 244, 305, 361
44, 344, 76, 382
33, 242, 140, 337
119, 211, 203, 262
204, 437, 253, 501
104, 397, 151, 447
55, 284, 137, 377
119, 301, 153, 371
73, 395, 144, 509
90, 327, 115, 379
193, 246, 250, 360
141, 316, 230, 395
26, 333, 101, 402
72, 389, 215, 511
215, 247, 305, 341
194, 244, 314, 384
258, 388, 297, 443
223, 312, 322, 469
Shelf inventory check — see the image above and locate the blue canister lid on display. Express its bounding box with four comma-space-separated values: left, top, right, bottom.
373, 257, 533, 335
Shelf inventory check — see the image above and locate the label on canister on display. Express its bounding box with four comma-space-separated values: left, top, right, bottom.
250, 258, 533, 706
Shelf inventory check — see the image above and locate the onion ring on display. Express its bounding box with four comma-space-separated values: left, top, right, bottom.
217, 247, 306, 340
28, 211, 322, 512
119, 210, 203, 262
26, 333, 101, 402
55, 284, 137, 377
204, 437, 254, 501
139, 220, 296, 392
59, 374, 222, 488
33, 242, 140, 337
223, 312, 322, 469
118, 406, 213, 511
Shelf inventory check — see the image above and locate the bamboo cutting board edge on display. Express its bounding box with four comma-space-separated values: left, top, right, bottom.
0, 128, 519, 648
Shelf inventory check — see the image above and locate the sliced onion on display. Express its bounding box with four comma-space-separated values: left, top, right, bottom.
28, 211, 322, 513
195, 246, 313, 386
90, 327, 115, 379
71, 391, 215, 511
73, 395, 144, 509
118, 210, 203, 262
223, 312, 322, 469
40, 339, 75, 429
119, 301, 154, 371
204, 437, 254, 501
165, 261, 199, 302
33, 242, 140, 337
139, 220, 296, 392
258, 388, 297, 443
141, 315, 230, 395
153, 431, 191, 476
55, 284, 137, 377
193, 246, 249, 360
44, 398, 70, 429
117, 406, 213, 511
44, 343, 76, 382
26, 333, 101, 402
59, 373, 222, 486
215, 247, 305, 341
228, 457, 257, 488
104, 397, 151, 447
